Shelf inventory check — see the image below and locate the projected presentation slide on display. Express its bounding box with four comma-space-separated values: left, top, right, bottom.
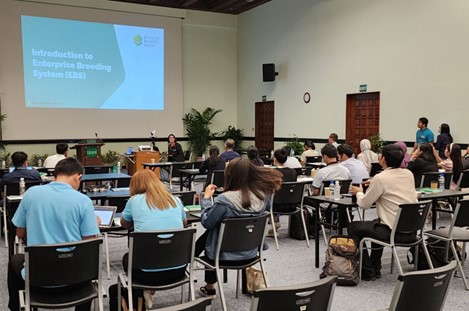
21, 15, 164, 110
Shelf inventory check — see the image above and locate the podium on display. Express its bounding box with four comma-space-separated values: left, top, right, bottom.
126, 151, 160, 176
71, 140, 104, 166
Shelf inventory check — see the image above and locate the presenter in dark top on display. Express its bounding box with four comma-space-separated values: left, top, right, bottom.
167, 134, 184, 162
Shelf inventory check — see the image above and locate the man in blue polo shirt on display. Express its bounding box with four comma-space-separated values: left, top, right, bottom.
7, 158, 100, 311
413, 117, 434, 152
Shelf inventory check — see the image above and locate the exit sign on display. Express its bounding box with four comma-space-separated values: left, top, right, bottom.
359, 84, 367, 92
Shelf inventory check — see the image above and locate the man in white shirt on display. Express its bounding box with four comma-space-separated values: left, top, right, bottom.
337, 144, 369, 184
43, 143, 69, 168
283, 147, 302, 169
349, 144, 417, 281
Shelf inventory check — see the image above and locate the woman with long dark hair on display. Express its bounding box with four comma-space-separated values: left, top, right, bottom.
196, 158, 282, 297
199, 145, 225, 189
167, 134, 184, 162
407, 143, 438, 187
434, 143, 463, 190
435, 123, 453, 160
247, 145, 264, 166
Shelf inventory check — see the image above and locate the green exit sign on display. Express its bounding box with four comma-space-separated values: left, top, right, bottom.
359, 84, 367, 92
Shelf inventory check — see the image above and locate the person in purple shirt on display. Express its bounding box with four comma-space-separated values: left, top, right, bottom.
220, 139, 240, 162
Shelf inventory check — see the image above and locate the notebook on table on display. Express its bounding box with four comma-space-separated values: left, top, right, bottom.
94, 206, 117, 228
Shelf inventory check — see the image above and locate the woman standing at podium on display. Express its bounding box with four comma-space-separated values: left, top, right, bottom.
167, 134, 184, 162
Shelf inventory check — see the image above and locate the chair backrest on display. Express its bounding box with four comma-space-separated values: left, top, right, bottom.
129, 228, 196, 270
84, 166, 110, 174
218, 214, 269, 254
250, 276, 337, 311
107, 196, 130, 213
457, 169, 469, 189
154, 297, 212, 311
451, 199, 469, 229
171, 162, 193, 178
273, 181, 306, 205
388, 261, 457, 311
294, 167, 312, 176
173, 191, 197, 206
210, 170, 225, 188
420, 172, 453, 189
391, 201, 432, 243
184, 150, 192, 162
306, 156, 322, 163
24, 238, 103, 287
370, 162, 383, 177
319, 179, 352, 195
5, 180, 42, 196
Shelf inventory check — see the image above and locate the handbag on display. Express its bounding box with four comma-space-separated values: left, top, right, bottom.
246, 267, 267, 294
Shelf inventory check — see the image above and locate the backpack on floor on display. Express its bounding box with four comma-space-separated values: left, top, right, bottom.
320, 235, 359, 286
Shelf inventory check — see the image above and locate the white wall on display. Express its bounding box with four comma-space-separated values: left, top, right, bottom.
237, 0, 469, 143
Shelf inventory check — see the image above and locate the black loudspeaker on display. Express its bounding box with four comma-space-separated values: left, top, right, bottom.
263, 63, 277, 82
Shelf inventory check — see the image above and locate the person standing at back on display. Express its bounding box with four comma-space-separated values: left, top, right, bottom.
435, 123, 453, 160
220, 139, 240, 162
43, 143, 69, 169
413, 117, 434, 152
8, 158, 100, 311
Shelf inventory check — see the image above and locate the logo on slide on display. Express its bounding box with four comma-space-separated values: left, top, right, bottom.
134, 35, 143, 46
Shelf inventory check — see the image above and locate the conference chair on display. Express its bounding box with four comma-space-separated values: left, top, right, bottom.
169, 162, 194, 190
457, 169, 469, 189
173, 190, 197, 206
118, 228, 197, 311
425, 199, 469, 290
306, 155, 322, 164
184, 150, 192, 162
359, 201, 433, 280
294, 167, 312, 177
370, 162, 383, 177
19, 238, 104, 311
195, 214, 269, 311
420, 172, 453, 189
209, 170, 225, 196
270, 181, 311, 250
384, 261, 456, 311
154, 297, 212, 311
2, 181, 41, 248
250, 276, 337, 311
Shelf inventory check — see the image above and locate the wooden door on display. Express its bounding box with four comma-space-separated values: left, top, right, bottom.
346, 92, 380, 156
255, 101, 274, 157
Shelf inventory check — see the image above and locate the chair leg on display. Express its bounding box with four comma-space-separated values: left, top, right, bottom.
420, 241, 434, 270
359, 239, 365, 280
450, 242, 469, 290
216, 268, 228, 311
392, 247, 404, 275
259, 261, 269, 287
235, 270, 240, 299
390, 250, 394, 274
270, 212, 279, 251
104, 233, 110, 280
299, 208, 310, 248
117, 279, 122, 311
3, 207, 8, 248
317, 208, 328, 246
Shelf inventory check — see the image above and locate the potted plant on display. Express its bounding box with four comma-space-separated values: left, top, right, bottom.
284, 135, 304, 156
220, 126, 244, 150
369, 133, 385, 153
182, 107, 222, 158
101, 150, 120, 165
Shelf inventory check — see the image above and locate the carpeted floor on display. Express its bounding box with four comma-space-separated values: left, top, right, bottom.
1, 208, 468, 310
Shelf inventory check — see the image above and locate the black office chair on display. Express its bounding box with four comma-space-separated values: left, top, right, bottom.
19, 239, 104, 311
184, 151, 192, 162
210, 169, 225, 194
359, 201, 433, 280
173, 191, 197, 206
306, 156, 322, 164
457, 169, 469, 189
384, 261, 457, 311
195, 214, 269, 311
294, 167, 312, 177
420, 172, 453, 189
154, 297, 212, 311
84, 166, 111, 174
425, 199, 469, 290
250, 276, 337, 311
370, 162, 383, 177
271, 181, 311, 250
168, 162, 194, 190
118, 228, 197, 311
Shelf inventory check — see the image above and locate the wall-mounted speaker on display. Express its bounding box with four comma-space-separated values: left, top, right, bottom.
263, 63, 278, 82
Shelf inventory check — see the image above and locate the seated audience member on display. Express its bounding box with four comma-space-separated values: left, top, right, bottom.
394, 141, 411, 168
0, 151, 41, 190
433, 143, 463, 190
337, 144, 369, 184
300, 140, 320, 165
220, 138, 240, 162
247, 145, 264, 166
357, 139, 379, 172
407, 143, 438, 188
109, 169, 187, 311
43, 143, 69, 169
195, 158, 282, 297
311, 144, 351, 195
167, 134, 185, 162
463, 146, 469, 170
328, 133, 339, 148
8, 158, 100, 311
349, 144, 417, 281
199, 146, 225, 189
283, 147, 302, 169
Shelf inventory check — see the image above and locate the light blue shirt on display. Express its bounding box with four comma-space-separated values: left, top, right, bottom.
12, 182, 100, 246
340, 158, 370, 184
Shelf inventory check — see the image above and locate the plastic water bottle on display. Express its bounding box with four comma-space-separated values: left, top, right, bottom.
438, 174, 445, 191
334, 181, 341, 201
19, 178, 25, 195
38, 159, 42, 167
117, 161, 121, 174
270, 150, 274, 159
201, 153, 206, 161
329, 180, 335, 199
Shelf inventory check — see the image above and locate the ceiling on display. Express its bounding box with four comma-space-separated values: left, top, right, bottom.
110, 0, 271, 15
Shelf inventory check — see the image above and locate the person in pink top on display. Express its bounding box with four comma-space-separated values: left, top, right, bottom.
433, 143, 463, 190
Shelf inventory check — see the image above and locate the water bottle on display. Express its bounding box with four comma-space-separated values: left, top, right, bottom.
38, 159, 42, 167
201, 153, 206, 161
19, 178, 25, 195
334, 181, 341, 201
270, 150, 274, 159
1, 160, 5, 169
117, 161, 121, 174
329, 180, 335, 199
438, 174, 445, 191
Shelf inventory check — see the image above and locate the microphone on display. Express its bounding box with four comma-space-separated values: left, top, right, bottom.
94, 132, 103, 143
150, 130, 156, 137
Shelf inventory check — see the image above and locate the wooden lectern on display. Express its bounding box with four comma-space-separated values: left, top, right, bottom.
71, 140, 104, 166
126, 151, 160, 176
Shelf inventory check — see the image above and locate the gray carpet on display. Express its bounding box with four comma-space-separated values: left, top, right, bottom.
1, 210, 468, 310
